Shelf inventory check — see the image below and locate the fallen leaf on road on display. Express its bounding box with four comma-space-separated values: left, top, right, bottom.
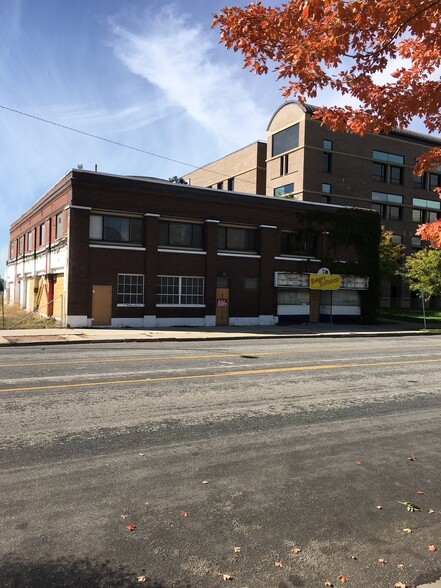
275, 561, 283, 567
202, 480, 209, 485
378, 558, 387, 564
397, 501, 421, 512
394, 583, 407, 588
181, 511, 189, 517
126, 524, 137, 531
337, 575, 349, 583
292, 547, 302, 554
408, 454, 416, 461
397, 564, 405, 570
220, 574, 233, 581
139, 453, 144, 456
403, 528, 412, 533
325, 583, 334, 587
428, 509, 435, 514
120, 514, 128, 519
376, 505, 383, 510
428, 545, 437, 552
234, 547, 241, 553
349, 555, 357, 560
137, 576, 146, 583
356, 460, 362, 465
416, 491, 426, 495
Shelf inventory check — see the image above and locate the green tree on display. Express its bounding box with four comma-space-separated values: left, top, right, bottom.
379, 227, 405, 283
400, 249, 441, 301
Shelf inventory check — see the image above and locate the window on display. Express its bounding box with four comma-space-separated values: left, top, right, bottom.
274, 183, 294, 197
218, 226, 258, 252
56, 213, 63, 240
429, 173, 441, 190
117, 274, 144, 306
323, 139, 333, 150
156, 276, 204, 306
322, 183, 331, 194
391, 234, 402, 245
411, 236, 422, 248
278, 289, 310, 305
371, 203, 402, 220
279, 154, 289, 176
227, 177, 235, 191
217, 182, 223, 190
372, 192, 403, 205
19, 235, 24, 254
27, 232, 32, 251
89, 215, 143, 244
412, 209, 424, 223
389, 165, 403, 185
10, 242, 14, 258
412, 197, 441, 210
243, 278, 259, 290
323, 152, 332, 173
372, 162, 387, 182
372, 150, 404, 165
281, 231, 317, 256
39, 223, 45, 246
321, 195, 331, 204
158, 220, 203, 249
412, 208, 440, 224
272, 123, 299, 156
413, 174, 425, 189
388, 206, 401, 220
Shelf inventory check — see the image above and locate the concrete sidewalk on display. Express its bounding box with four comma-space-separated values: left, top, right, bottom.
0, 320, 438, 346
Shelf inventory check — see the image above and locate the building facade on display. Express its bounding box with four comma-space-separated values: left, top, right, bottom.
184, 101, 441, 308
5, 169, 380, 328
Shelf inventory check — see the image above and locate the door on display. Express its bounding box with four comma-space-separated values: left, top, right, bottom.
92, 285, 112, 326
216, 287, 230, 326
309, 289, 320, 323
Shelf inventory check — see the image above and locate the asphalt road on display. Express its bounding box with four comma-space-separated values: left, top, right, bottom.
1, 336, 441, 588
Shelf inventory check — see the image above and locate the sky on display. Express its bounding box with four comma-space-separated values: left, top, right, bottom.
0, 0, 437, 278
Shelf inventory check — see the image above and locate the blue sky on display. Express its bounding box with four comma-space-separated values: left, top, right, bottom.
0, 0, 436, 277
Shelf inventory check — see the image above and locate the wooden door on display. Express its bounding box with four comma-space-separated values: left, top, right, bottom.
309, 289, 320, 323
92, 285, 112, 326
216, 287, 230, 326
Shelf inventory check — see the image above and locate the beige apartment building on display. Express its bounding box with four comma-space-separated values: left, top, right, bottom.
184, 101, 441, 308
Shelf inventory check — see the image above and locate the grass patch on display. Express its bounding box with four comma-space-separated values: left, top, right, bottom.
0, 304, 61, 330
377, 308, 441, 325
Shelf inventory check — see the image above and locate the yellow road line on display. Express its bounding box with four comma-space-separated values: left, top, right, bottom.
1, 358, 440, 394
2, 343, 441, 369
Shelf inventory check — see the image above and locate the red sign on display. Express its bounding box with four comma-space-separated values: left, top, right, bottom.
216, 298, 228, 308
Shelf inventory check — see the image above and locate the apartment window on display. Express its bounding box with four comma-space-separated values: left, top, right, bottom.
321, 195, 331, 204
412, 209, 424, 223
39, 223, 45, 246
372, 192, 403, 205
372, 162, 387, 182
272, 123, 299, 157
56, 213, 63, 240
372, 150, 404, 165
371, 203, 402, 220
156, 276, 204, 306
227, 177, 235, 191
218, 226, 258, 252
158, 220, 203, 249
274, 183, 294, 197
411, 236, 422, 248
281, 231, 317, 257
323, 139, 333, 150
412, 208, 440, 224
322, 183, 331, 194
412, 174, 425, 189
429, 173, 441, 190
389, 165, 403, 185
27, 232, 33, 251
217, 182, 223, 190
244, 278, 259, 290
90, 215, 143, 244
280, 154, 289, 176
412, 197, 441, 211
18, 235, 24, 254
117, 274, 144, 306
10, 242, 14, 258
278, 289, 310, 305
391, 234, 402, 245
323, 152, 332, 173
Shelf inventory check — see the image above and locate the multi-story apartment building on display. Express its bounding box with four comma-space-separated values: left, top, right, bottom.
5, 169, 379, 327
184, 101, 441, 308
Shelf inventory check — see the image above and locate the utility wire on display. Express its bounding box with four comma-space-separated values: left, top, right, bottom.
0, 104, 266, 189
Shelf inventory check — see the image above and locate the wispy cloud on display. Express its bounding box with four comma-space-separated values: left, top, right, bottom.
109, 4, 269, 147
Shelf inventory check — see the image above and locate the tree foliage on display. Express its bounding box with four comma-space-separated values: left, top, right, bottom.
379, 227, 405, 282
213, 0, 441, 244
400, 248, 441, 300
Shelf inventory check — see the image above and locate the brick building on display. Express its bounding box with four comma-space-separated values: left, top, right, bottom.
5, 169, 379, 327
184, 101, 441, 308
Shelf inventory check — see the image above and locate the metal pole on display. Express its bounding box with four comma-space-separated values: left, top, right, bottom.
421, 288, 427, 329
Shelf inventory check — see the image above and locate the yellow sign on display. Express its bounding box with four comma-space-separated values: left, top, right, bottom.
309, 274, 341, 290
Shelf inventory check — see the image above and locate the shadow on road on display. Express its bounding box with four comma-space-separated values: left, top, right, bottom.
0, 557, 176, 588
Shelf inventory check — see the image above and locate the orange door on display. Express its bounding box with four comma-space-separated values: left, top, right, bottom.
92, 285, 112, 326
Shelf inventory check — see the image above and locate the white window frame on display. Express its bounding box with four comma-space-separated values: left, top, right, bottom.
156, 276, 205, 307
117, 274, 144, 307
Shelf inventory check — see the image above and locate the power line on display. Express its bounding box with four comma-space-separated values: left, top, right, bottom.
0, 104, 266, 189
